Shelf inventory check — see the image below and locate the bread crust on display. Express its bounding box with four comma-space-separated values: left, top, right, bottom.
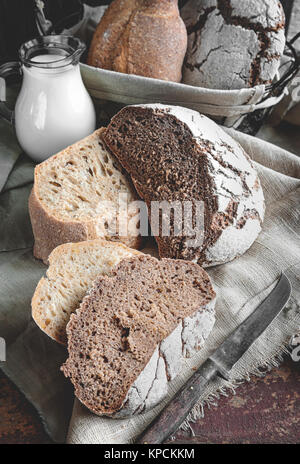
28, 129, 143, 264
113, 300, 215, 417
29, 188, 87, 264
87, 0, 187, 82
182, 0, 285, 90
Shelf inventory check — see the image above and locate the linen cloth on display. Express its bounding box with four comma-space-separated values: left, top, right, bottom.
0, 117, 299, 443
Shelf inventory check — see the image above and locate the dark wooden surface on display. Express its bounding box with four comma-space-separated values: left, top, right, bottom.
1, 355, 299, 444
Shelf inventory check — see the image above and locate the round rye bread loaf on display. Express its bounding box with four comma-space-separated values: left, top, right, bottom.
61, 254, 216, 417
103, 104, 265, 267
181, 0, 286, 90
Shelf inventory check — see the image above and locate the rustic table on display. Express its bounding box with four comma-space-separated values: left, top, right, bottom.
1, 355, 299, 444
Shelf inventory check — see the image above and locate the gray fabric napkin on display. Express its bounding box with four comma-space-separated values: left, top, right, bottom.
0, 121, 21, 192
0, 125, 74, 443
0, 119, 299, 444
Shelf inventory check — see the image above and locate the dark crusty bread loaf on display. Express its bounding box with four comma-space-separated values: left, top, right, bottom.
181, 0, 285, 90
29, 128, 142, 264
103, 104, 265, 267
61, 254, 216, 417
87, 0, 187, 82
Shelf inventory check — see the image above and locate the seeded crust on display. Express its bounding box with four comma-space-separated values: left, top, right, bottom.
87, 0, 187, 82
181, 0, 285, 90
61, 254, 216, 416
103, 104, 265, 267
32, 239, 140, 345
29, 128, 142, 264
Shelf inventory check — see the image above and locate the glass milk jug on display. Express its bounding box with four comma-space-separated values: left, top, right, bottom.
0, 35, 96, 162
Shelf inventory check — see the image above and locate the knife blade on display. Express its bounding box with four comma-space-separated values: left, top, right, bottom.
135, 272, 292, 444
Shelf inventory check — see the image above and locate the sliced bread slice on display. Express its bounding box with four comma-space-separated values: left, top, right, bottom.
29, 128, 142, 264
32, 239, 140, 345
61, 254, 216, 417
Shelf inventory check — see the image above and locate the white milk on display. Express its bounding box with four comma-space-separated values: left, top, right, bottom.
15, 54, 96, 162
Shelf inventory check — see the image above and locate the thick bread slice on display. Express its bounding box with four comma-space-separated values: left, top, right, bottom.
32, 239, 140, 345
103, 104, 265, 267
61, 255, 216, 417
29, 128, 142, 264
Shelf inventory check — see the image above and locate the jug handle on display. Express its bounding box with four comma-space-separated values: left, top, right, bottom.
0, 62, 22, 124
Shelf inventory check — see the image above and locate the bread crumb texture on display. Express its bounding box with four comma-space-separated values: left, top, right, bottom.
31, 239, 139, 344
34, 129, 136, 221
29, 128, 141, 263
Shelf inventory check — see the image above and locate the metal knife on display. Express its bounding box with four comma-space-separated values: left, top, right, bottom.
135, 272, 292, 444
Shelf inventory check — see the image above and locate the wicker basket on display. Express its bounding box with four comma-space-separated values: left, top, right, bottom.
80, 33, 299, 135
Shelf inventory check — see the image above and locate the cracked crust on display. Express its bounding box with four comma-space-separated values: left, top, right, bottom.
61, 254, 216, 417
87, 0, 187, 82
181, 0, 285, 89
103, 104, 265, 267
114, 301, 215, 417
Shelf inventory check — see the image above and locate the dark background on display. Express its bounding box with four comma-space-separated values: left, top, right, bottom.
0, 1, 191, 65
0, 0, 294, 65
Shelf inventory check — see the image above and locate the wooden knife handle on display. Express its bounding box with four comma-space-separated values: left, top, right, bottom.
135, 359, 217, 444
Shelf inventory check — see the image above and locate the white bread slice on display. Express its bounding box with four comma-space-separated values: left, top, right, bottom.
31, 239, 140, 345
29, 128, 142, 264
